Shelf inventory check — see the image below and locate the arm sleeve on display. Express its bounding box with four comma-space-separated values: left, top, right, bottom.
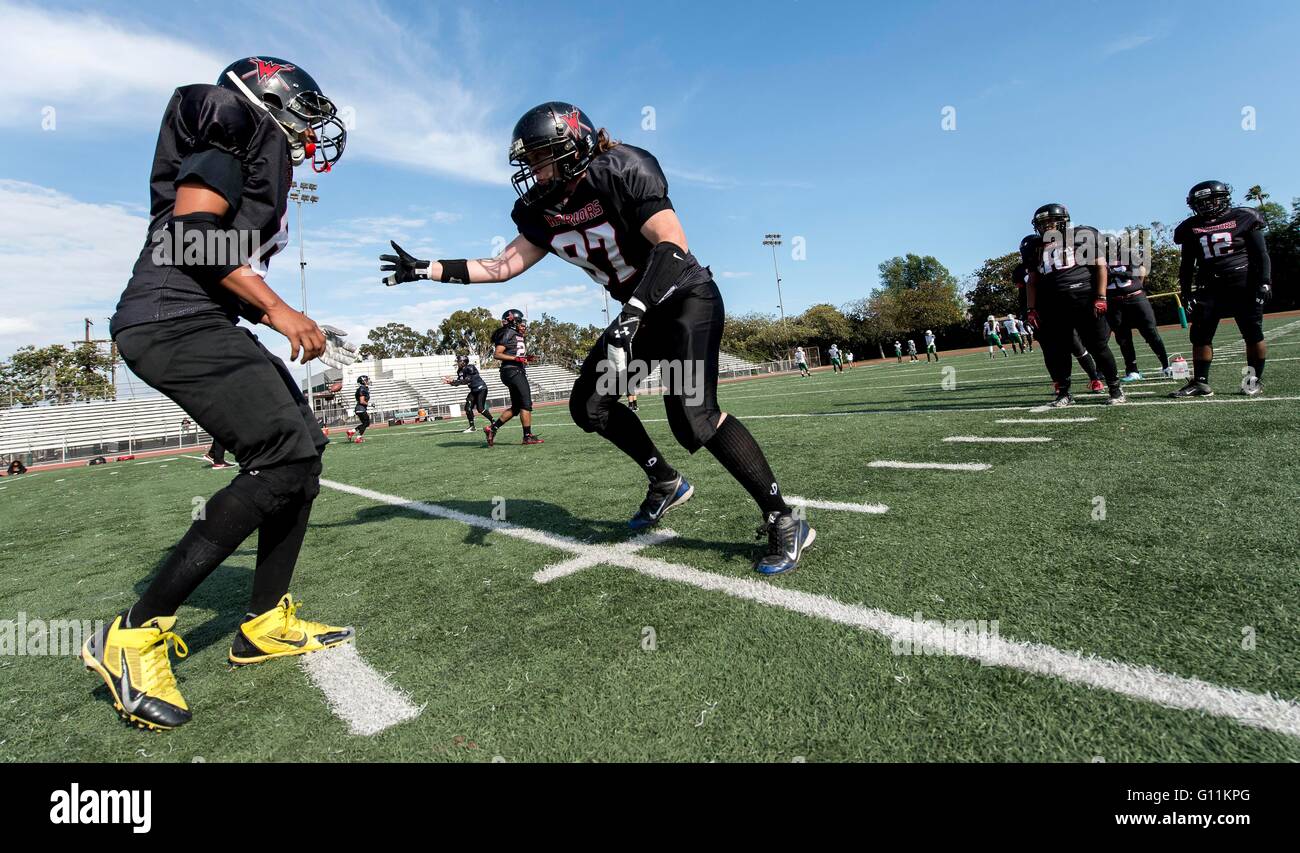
1245, 226, 1271, 286
511, 204, 551, 250
175, 149, 244, 212
1178, 240, 1198, 296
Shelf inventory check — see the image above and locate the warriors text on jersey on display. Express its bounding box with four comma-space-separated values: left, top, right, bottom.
1174, 207, 1264, 287
111, 84, 292, 336
1019, 226, 1102, 296
511, 145, 711, 304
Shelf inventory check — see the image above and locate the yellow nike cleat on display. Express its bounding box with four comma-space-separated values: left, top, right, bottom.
82, 614, 192, 731
228, 594, 354, 666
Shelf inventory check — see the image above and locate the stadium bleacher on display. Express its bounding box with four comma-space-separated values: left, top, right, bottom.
0, 351, 765, 465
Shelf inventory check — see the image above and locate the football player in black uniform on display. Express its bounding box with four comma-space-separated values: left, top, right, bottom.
444, 355, 493, 433
481, 309, 542, 446
1170, 181, 1272, 397
1020, 204, 1124, 407
348, 375, 372, 443
381, 102, 812, 574
1012, 261, 1103, 396
1106, 243, 1170, 382
83, 57, 355, 731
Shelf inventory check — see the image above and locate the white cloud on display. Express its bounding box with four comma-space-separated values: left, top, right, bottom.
0, 1, 511, 183
0, 179, 148, 354
0, 1, 225, 126
1102, 34, 1155, 56
719, 271, 753, 279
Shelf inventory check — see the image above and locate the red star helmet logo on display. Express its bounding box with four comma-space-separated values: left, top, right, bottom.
557, 109, 591, 139
246, 57, 295, 85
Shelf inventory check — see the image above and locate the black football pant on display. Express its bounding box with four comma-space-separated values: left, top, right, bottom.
1038, 294, 1119, 391
114, 310, 326, 623
1108, 294, 1169, 374
356, 411, 371, 436
465, 387, 490, 424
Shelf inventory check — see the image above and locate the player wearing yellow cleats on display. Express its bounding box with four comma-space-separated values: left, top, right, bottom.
82, 615, 192, 731
229, 594, 354, 665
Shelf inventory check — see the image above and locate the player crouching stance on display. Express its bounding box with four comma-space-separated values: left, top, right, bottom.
1171, 181, 1272, 398
85, 57, 356, 731
381, 103, 813, 574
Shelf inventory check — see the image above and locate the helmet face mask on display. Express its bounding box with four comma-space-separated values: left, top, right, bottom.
218, 56, 347, 173
509, 102, 597, 206
1187, 180, 1232, 217
502, 308, 526, 333
358, 375, 370, 386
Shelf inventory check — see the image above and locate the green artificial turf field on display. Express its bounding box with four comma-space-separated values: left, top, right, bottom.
2, 317, 1298, 762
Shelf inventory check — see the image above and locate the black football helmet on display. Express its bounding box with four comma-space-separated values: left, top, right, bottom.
509, 102, 598, 206
217, 56, 346, 173
1032, 203, 1070, 235
456, 355, 470, 367
357, 375, 370, 386
1187, 180, 1232, 217
502, 308, 526, 332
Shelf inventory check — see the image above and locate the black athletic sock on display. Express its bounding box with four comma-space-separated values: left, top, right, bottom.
600, 403, 677, 482
1247, 355, 1265, 383
466, 412, 474, 426
1194, 359, 1211, 384
705, 416, 789, 516
523, 424, 533, 436
129, 487, 265, 624
1078, 352, 1099, 382
248, 498, 313, 614
490, 418, 503, 432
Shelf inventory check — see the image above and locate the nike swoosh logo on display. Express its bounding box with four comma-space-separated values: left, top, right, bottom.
673, 253, 685, 261
652, 497, 669, 518
119, 651, 144, 713
267, 633, 309, 649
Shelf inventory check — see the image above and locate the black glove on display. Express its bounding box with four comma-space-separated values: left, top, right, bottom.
380, 241, 431, 286
1257, 282, 1272, 306
603, 309, 643, 375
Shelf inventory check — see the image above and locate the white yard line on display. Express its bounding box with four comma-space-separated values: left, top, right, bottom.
944, 436, 1052, 444
996, 418, 1096, 424
868, 461, 992, 471
319, 478, 1300, 739
299, 644, 424, 736
786, 495, 889, 514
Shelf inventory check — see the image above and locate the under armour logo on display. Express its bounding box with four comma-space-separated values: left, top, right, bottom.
646, 456, 657, 467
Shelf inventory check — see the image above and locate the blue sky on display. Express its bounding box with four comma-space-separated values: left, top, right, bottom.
1, 0, 1297, 367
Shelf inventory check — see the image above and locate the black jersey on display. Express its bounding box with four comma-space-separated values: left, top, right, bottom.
1174, 206, 1264, 287
354, 383, 370, 412
110, 84, 292, 337
491, 325, 527, 371
1107, 261, 1145, 297
1019, 226, 1101, 296
451, 363, 487, 391
510, 144, 709, 304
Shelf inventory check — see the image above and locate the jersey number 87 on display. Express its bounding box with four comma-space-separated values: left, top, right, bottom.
552, 222, 635, 288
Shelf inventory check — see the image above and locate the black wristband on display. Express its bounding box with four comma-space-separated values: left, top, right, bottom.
439, 259, 470, 283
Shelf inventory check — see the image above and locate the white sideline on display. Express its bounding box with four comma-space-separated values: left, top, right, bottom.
869, 461, 991, 471
299, 644, 423, 736
319, 478, 1300, 739
944, 436, 1051, 443
786, 495, 889, 514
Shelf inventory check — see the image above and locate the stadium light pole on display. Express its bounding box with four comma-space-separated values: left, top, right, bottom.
289, 181, 319, 412
762, 233, 789, 349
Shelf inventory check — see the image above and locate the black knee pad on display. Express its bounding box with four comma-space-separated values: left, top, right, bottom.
664, 399, 719, 453
570, 394, 610, 434
228, 459, 319, 516
1189, 320, 1216, 347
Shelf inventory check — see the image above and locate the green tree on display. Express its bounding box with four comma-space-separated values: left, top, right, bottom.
524, 312, 603, 367
963, 252, 1022, 327
877, 254, 966, 332
0, 342, 115, 406
358, 322, 436, 359
1244, 185, 1269, 208
431, 309, 498, 361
